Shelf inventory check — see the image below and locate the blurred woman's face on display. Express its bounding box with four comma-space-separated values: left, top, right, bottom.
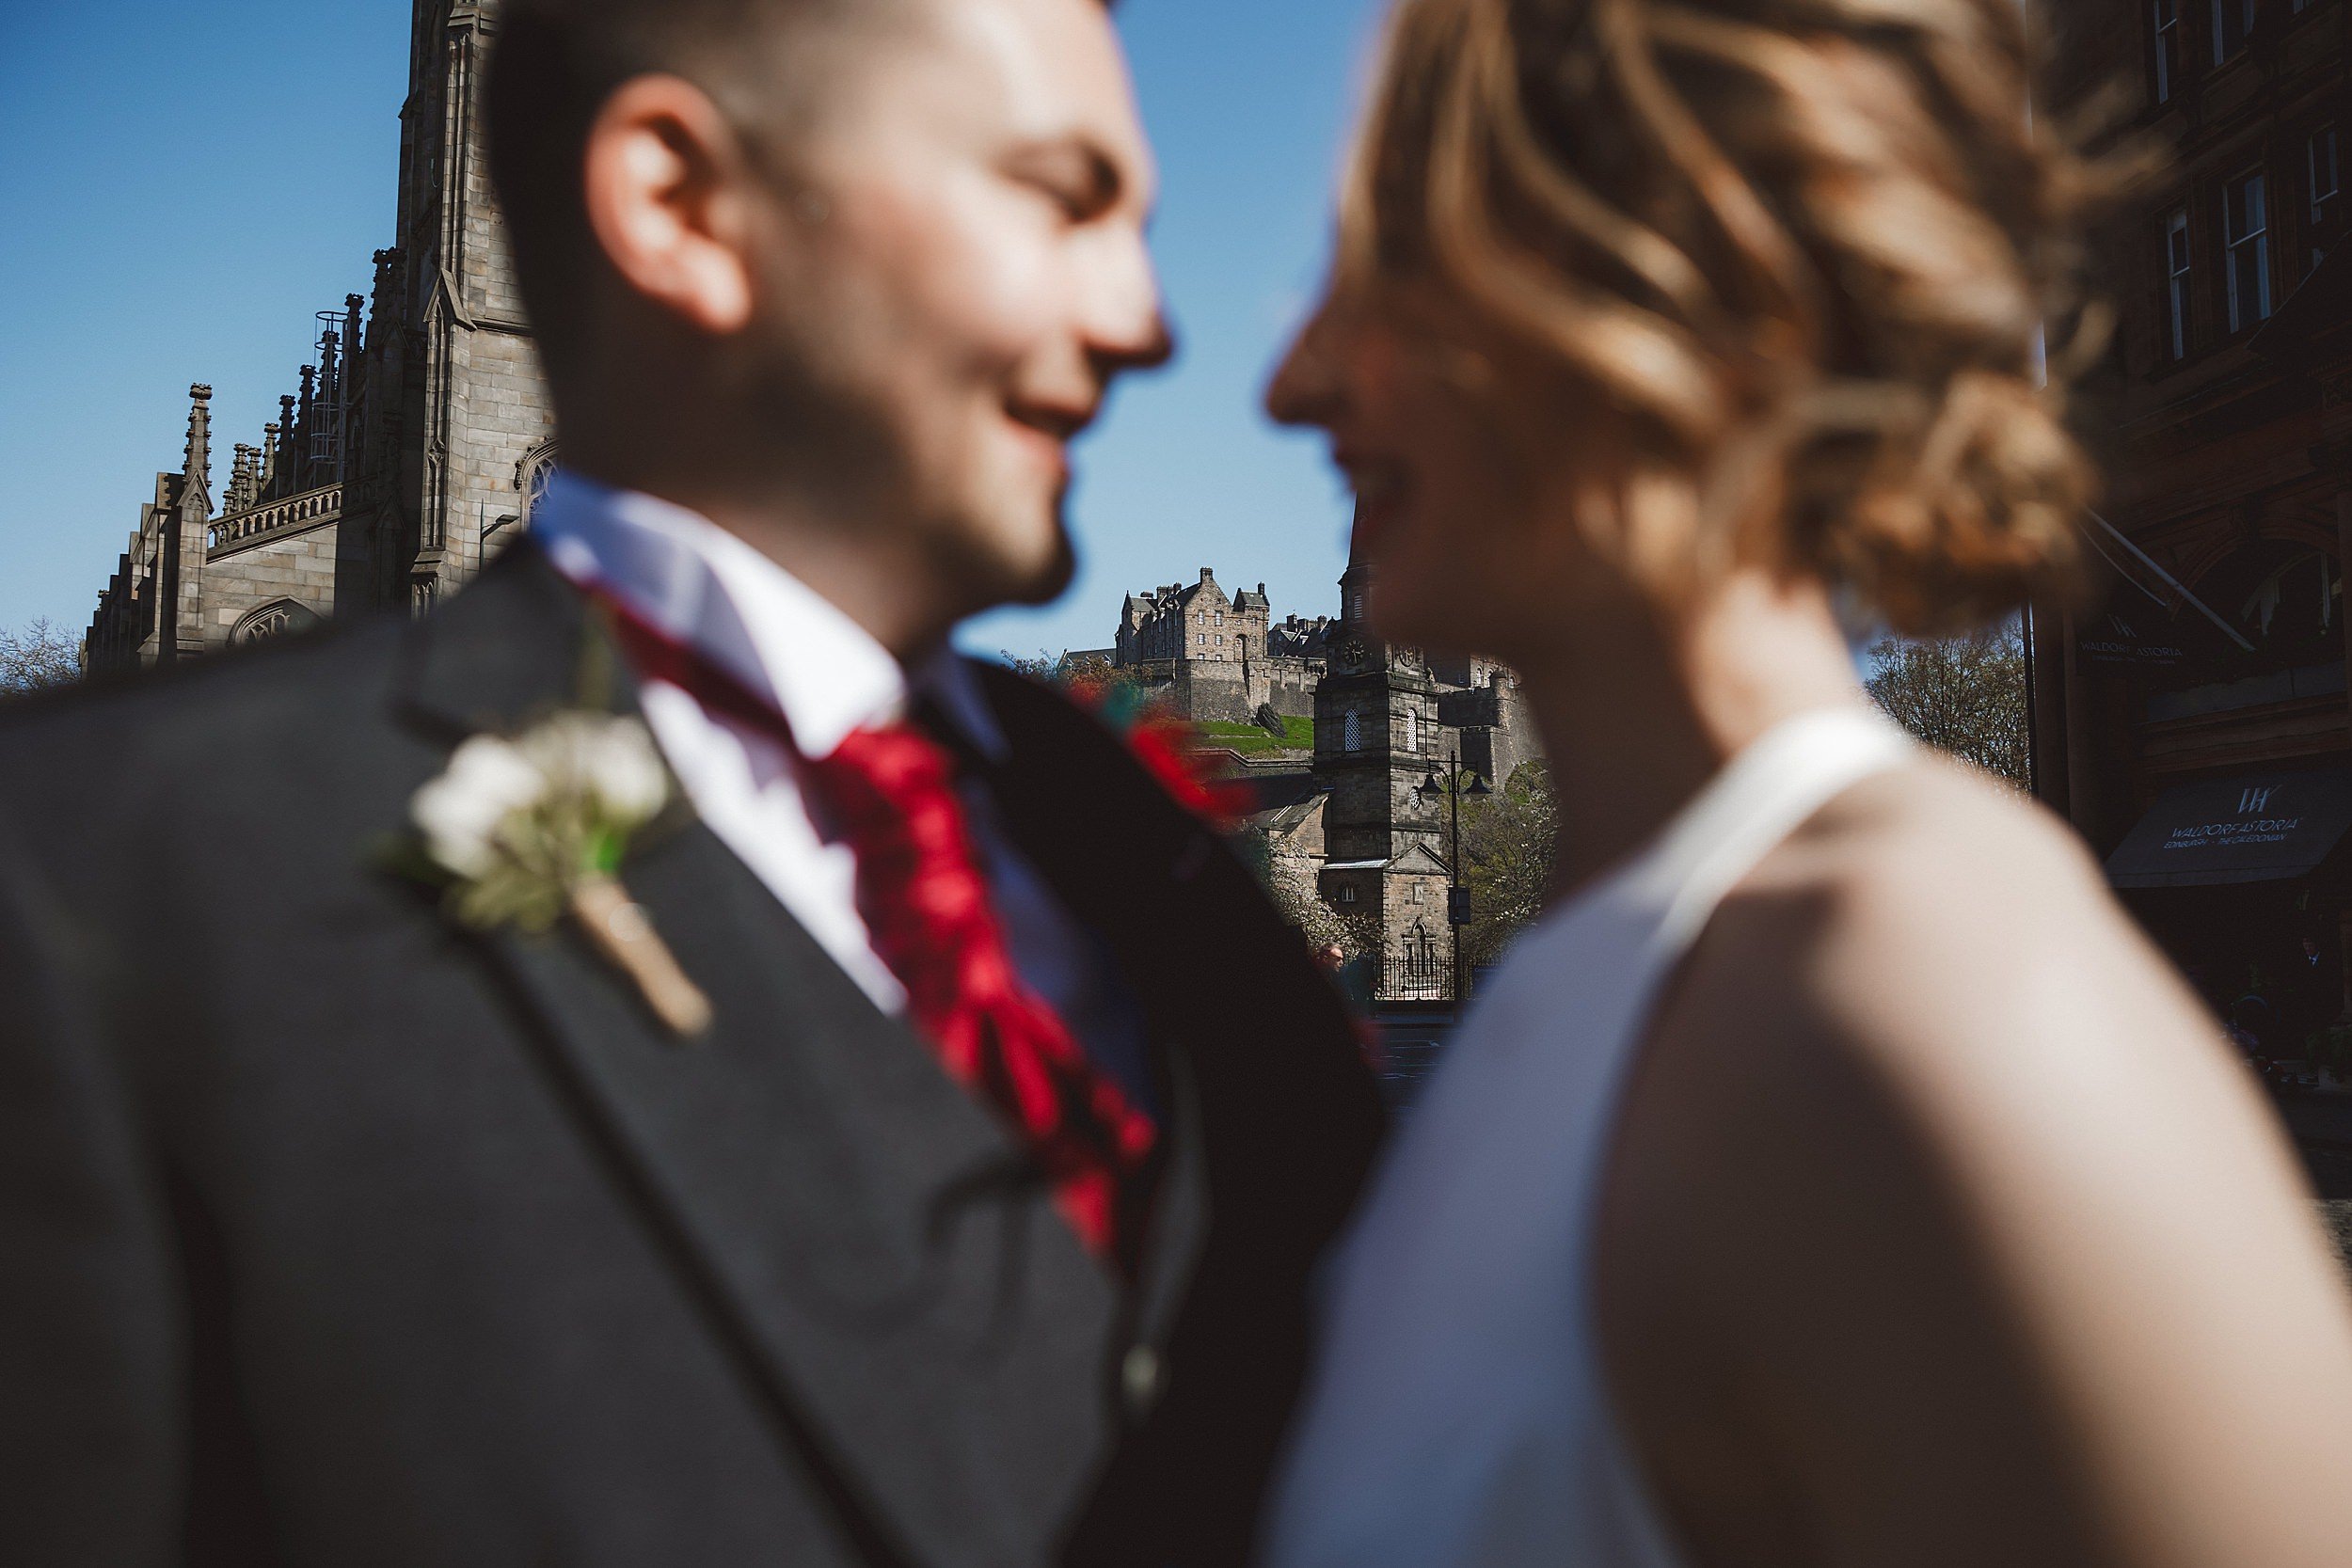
1265, 281, 1624, 666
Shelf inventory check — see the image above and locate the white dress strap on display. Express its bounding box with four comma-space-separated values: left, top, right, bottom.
1263, 702, 1915, 1568
1639, 706, 1917, 951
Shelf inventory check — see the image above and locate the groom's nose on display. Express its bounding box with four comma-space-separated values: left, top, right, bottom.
1078, 227, 1176, 379
1266, 302, 1343, 429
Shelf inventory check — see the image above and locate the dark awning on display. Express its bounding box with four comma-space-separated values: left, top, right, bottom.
2106, 770, 2352, 889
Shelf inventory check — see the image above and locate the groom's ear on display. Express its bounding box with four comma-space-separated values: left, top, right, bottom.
580, 74, 760, 340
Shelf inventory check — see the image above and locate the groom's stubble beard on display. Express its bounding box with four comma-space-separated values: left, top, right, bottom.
722, 194, 1085, 632
723, 314, 1084, 631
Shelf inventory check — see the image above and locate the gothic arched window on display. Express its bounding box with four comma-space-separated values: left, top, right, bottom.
230, 598, 323, 648
516, 440, 561, 525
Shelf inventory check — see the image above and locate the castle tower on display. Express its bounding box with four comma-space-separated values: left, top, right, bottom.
1312, 515, 1454, 998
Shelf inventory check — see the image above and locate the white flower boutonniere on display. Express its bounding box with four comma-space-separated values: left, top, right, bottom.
405, 712, 713, 1039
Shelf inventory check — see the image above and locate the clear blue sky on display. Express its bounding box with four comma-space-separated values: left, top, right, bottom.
0, 0, 1390, 658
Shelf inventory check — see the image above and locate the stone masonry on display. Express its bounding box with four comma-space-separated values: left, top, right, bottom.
87, 1, 553, 673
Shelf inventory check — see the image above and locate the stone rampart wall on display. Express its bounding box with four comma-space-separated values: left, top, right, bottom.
1134, 656, 1324, 724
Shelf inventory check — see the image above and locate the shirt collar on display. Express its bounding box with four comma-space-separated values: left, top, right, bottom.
532, 469, 1004, 762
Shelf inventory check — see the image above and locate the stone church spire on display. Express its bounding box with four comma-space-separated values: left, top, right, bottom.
1338, 501, 1373, 628
183, 384, 214, 514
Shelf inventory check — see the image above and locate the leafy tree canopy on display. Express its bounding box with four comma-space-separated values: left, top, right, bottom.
1459, 761, 1558, 972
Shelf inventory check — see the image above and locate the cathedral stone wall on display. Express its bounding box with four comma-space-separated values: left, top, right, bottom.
413, 0, 555, 607
203, 530, 340, 653
437, 327, 552, 586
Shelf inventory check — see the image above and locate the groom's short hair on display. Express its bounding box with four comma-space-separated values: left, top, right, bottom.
487, 0, 1113, 385
486, 0, 896, 380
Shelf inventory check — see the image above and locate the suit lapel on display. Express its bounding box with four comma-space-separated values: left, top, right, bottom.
965, 665, 1390, 1567
392, 546, 1120, 1568
947, 665, 1376, 1350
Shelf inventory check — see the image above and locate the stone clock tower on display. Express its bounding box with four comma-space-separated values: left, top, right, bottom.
1311, 525, 1456, 998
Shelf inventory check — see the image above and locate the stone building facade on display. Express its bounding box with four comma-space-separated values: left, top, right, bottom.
86, 0, 553, 673
1112, 570, 1321, 724
1117, 568, 1271, 664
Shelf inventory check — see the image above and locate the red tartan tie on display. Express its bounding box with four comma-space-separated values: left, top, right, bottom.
592, 594, 1156, 1271
803, 726, 1158, 1270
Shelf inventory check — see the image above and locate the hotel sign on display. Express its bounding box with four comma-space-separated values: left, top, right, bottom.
2077, 610, 2189, 672
2106, 770, 2352, 888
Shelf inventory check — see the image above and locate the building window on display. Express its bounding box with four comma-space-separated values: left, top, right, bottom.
1405, 708, 1421, 752
2312, 126, 2341, 263
1338, 883, 1359, 905
2224, 170, 2273, 331
230, 598, 323, 646
1196, 633, 1206, 646
2153, 0, 2180, 103
1408, 881, 1424, 905
1215, 612, 1224, 626
516, 440, 560, 525
2165, 208, 2193, 360
1343, 710, 1362, 752
2211, 0, 2252, 63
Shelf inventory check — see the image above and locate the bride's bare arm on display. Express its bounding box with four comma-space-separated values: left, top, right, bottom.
1597, 764, 2352, 1568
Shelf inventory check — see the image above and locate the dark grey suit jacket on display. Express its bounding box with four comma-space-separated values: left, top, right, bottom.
0, 544, 1383, 1567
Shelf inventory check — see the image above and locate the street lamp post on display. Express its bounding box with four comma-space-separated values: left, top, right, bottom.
1418, 748, 1490, 1010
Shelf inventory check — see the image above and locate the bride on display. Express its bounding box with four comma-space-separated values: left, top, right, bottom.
1257, 0, 2352, 1562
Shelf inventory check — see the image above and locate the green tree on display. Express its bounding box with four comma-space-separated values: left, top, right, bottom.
1864, 625, 2029, 787
1001, 650, 1061, 684
1000, 649, 1146, 709
0, 619, 83, 699
1458, 762, 1559, 971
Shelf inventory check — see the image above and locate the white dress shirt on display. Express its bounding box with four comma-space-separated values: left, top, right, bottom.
531, 471, 1152, 1104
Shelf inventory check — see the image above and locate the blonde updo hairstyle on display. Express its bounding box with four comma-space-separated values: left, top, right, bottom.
1343, 0, 2112, 635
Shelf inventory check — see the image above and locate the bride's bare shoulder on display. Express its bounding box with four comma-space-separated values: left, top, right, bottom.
1696, 753, 2206, 1070
1638, 750, 2269, 1208
1610, 766, 2352, 1568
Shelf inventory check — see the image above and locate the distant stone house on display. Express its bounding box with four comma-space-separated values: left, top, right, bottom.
1116, 568, 1272, 666
1112, 568, 1320, 725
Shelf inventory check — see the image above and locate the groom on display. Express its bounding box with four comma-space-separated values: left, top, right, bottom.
0, 1, 1380, 1563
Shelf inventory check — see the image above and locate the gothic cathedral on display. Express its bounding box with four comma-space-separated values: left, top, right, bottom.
86, 2, 553, 673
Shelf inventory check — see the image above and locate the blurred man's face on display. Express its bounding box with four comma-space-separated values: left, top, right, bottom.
735, 0, 1168, 619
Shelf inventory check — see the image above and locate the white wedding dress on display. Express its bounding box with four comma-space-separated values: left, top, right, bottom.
1262, 706, 1915, 1568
